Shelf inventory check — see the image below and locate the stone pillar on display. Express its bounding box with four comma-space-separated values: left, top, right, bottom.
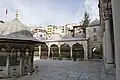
103, 1, 114, 66
38, 46, 41, 58
103, 32, 107, 62
48, 46, 50, 58
31, 51, 34, 70
111, 0, 120, 79
6, 53, 10, 76
104, 19, 113, 64
20, 52, 24, 76
84, 42, 88, 60
58, 46, 61, 57
89, 46, 93, 59
28, 51, 32, 75
70, 47, 73, 58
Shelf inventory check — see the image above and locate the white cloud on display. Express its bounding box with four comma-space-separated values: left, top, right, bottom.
0, 0, 99, 26
0, 0, 80, 26
84, 0, 99, 21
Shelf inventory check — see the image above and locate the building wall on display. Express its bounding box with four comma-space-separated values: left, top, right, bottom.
86, 25, 102, 44
46, 25, 56, 39
65, 23, 82, 36
46, 25, 69, 39
31, 26, 47, 39
86, 25, 102, 58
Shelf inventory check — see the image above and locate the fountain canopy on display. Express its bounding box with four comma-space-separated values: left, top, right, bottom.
0, 18, 44, 44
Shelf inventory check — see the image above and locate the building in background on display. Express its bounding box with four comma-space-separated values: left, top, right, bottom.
57, 26, 68, 37
65, 23, 83, 37
30, 25, 47, 40
86, 19, 102, 59
46, 25, 57, 39
46, 25, 68, 39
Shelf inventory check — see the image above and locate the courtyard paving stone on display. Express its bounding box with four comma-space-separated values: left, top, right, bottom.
17, 59, 102, 80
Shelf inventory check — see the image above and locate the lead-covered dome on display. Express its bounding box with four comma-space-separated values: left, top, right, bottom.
0, 18, 38, 41
75, 32, 85, 38
61, 34, 73, 39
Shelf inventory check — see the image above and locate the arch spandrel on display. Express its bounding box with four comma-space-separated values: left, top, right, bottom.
60, 43, 70, 47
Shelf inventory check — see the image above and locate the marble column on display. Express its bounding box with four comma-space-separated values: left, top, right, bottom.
58, 46, 61, 57
111, 0, 120, 79
48, 46, 50, 58
103, 32, 107, 62
6, 53, 10, 76
38, 46, 41, 58
104, 19, 113, 64
70, 47, 73, 58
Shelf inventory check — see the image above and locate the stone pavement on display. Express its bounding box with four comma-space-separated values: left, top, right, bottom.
17, 59, 102, 80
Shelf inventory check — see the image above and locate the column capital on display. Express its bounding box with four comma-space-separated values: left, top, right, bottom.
102, 1, 112, 20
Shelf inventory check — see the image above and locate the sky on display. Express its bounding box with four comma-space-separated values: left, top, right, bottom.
0, 0, 99, 26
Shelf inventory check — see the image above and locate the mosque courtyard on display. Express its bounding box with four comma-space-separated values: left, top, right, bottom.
17, 59, 102, 80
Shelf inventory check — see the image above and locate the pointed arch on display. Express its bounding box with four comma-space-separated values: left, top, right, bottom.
91, 46, 102, 59
72, 43, 84, 59
50, 44, 59, 57
60, 43, 71, 58
41, 44, 48, 59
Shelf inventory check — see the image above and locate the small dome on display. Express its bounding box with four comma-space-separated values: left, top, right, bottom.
89, 19, 100, 26
0, 18, 37, 41
75, 32, 85, 38
61, 34, 73, 39
49, 34, 61, 40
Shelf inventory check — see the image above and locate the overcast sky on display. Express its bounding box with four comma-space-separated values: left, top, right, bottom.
0, 0, 99, 26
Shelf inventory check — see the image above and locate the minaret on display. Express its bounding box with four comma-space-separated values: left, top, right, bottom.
16, 10, 19, 19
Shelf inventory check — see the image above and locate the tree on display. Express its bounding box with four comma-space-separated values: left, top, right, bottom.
81, 11, 91, 37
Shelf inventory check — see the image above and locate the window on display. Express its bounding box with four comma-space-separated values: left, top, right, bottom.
61, 29, 64, 33
93, 28, 96, 32
93, 35, 97, 41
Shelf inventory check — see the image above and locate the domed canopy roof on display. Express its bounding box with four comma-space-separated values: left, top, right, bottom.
49, 34, 61, 40
0, 18, 44, 44
61, 34, 73, 39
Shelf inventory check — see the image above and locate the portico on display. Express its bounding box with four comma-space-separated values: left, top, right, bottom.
99, 0, 120, 80
38, 34, 89, 60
